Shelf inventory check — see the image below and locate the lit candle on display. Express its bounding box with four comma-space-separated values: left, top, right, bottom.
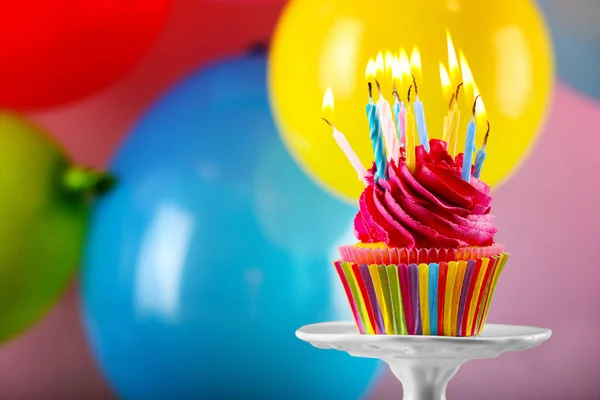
412, 76, 430, 153
392, 93, 404, 146
446, 83, 462, 156
322, 88, 368, 182
385, 50, 396, 82
405, 85, 416, 172
397, 50, 411, 152
374, 53, 400, 162
367, 82, 387, 180
398, 104, 406, 151
410, 47, 422, 87
440, 62, 452, 143
446, 30, 460, 88
392, 95, 401, 138
446, 32, 464, 157
398, 49, 411, 93
462, 95, 482, 182
391, 55, 403, 146
459, 50, 479, 108
410, 48, 429, 152
474, 121, 490, 178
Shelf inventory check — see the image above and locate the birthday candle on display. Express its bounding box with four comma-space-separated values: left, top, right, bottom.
440, 62, 452, 143
376, 91, 399, 162
474, 121, 490, 178
321, 87, 368, 182
367, 84, 387, 180
413, 98, 430, 152
461, 118, 476, 182
393, 100, 401, 138
473, 147, 486, 179
323, 119, 368, 183
374, 52, 400, 162
392, 95, 405, 162
409, 49, 430, 153
398, 104, 406, 149
390, 54, 406, 162
461, 97, 480, 182
445, 83, 462, 157
447, 105, 461, 157
445, 32, 463, 157
404, 97, 416, 172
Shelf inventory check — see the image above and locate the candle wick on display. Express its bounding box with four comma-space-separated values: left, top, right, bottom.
407, 85, 413, 103
322, 118, 333, 128
411, 75, 418, 96
368, 82, 373, 99
454, 82, 463, 104
483, 120, 491, 146
392, 90, 400, 102
448, 93, 455, 111
472, 94, 481, 117
375, 79, 382, 94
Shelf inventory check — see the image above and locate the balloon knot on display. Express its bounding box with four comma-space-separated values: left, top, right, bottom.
63, 166, 116, 197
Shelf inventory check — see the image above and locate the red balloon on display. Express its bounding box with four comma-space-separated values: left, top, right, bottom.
0, 0, 172, 110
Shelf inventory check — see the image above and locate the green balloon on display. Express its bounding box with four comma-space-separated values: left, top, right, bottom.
0, 113, 109, 343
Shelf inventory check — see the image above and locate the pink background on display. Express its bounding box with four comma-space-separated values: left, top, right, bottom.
0, 0, 597, 398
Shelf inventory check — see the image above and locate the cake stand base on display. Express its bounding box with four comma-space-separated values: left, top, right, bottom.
296, 322, 551, 400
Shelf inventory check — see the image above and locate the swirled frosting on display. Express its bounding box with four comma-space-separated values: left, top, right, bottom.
354, 139, 497, 249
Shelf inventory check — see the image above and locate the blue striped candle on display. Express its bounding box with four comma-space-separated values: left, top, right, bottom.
413, 99, 430, 152
366, 99, 388, 180
461, 117, 476, 182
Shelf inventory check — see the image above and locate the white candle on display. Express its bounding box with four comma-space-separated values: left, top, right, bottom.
376, 86, 400, 162
324, 119, 368, 183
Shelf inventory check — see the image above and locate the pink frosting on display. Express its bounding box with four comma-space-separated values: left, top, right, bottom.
355, 139, 497, 249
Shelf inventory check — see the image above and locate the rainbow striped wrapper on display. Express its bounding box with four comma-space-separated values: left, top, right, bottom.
333, 253, 509, 336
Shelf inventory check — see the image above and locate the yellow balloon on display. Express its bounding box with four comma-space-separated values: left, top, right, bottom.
269, 0, 554, 203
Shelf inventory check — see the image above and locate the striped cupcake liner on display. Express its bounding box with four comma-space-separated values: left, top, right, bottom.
338, 243, 504, 267
333, 253, 509, 336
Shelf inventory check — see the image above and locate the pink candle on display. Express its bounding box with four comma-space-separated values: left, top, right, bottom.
399, 104, 407, 152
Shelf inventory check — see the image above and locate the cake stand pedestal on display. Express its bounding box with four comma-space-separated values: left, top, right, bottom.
296, 322, 551, 400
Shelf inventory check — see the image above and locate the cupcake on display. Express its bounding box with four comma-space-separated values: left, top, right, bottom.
334, 139, 508, 336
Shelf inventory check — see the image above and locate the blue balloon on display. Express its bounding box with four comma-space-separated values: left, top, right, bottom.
82, 54, 381, 399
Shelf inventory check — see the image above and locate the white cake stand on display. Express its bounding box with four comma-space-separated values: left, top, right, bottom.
296, 322, 551, 400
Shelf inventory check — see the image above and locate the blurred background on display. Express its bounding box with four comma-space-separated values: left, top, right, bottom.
0, 0, 598, 399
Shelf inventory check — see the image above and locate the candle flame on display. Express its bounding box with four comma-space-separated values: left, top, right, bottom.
322, 87, 334, 112
385, 50, 397, 81
440, 62, 452, 106
459, 51, 473, 87
375, 52, 385, 76
391, 55, 401, 81
398, 49, 411, 86
439, 62, 451, 90
475, 95, 487, 119
365, 58, 377, 80
446, 30, 460, 83
410, 46, 421, 74
459, 50, 476, 100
